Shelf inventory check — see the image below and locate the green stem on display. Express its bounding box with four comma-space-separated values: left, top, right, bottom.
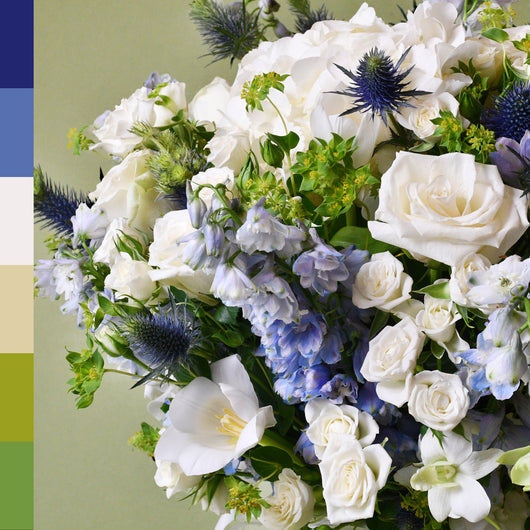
484, 516, 502, 530
259, 430, 304, 467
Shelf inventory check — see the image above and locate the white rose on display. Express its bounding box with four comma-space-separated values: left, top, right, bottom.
449, 252, 492, 307
260, 469, 315, 530
191, 166, 235, 207
416, 293, 460, 344
152, 81, 187, 126
408, 370, 470, 431
91, 87, 154, 159
319, 434, 391, 525
104, 252, 156, 300
360, 318, 424, 407
154, 459, 201, 499
352, 251, 413, 312
92, 217, 138, 266
189, 77, 232, 128
148, 210, 213, 301
368, 152, 529, 266
206, 128, 251, 172
396, 92, 460, 140
305, 399, 379, 459
89, 149, 171, 234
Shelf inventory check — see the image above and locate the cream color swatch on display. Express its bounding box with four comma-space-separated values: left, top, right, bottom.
0, 265, 33, 353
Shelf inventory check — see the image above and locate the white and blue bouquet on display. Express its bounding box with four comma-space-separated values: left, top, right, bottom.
35, 0, 530, 528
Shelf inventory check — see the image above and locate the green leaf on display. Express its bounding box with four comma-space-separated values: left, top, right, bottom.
212, 330, 244, 348
97, 294, 116, 315
260, 138, 284, 168
430, 340, 444, 359
417, 281, 450, 299
214, 305, 240, 326
482, 28, 509, 43
369, 310, 389, 339
330, 226, 397, 254
266, 131, 300, 152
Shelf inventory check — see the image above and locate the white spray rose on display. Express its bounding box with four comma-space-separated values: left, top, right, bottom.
396, 92, 460, 140
92, 217, 139, 266
416, 293, 460, 344
408, 370, 470, 431
191, 166, 235, 207
89, 149, 171, 234
154, 459, 201, 499
368, 152, 529, 266
319, 434, 391, 525
104, 252, 156, 301
152, 81, 187, 126
260, 469, 315, 530
189, 76, 232, 128
449, 253, 492, 307
360, 318, 424, 407
91, 82, 187, 159
352, 251, 413, 312
148, 210, 213, 301
305, 399, 379, 459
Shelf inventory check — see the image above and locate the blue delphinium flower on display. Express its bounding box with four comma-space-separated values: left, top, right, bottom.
490, 130, 530, 194
456, 305, 527, 400
483, 81, 530, 141
320, 373, 358, 404
294, 432, 318, 465
144, 71, 175, 92
120, 295, 200, 387
236, 197, 306, 255
293, 229, 350, 296
333, 47, 428, 124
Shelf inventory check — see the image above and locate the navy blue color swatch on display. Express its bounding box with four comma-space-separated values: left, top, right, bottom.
0, 0, 33, 88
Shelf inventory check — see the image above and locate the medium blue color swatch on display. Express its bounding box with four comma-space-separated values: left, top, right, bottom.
0, 89, 33, 177
0, 0, 33, 88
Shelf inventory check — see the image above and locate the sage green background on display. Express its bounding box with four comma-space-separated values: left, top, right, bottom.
35, 1, 530, 529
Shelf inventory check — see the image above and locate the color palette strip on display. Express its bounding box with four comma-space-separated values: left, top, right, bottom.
0, 1, 34, 528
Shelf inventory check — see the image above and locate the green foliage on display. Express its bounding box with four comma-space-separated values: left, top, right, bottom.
290, 134, 378, 219
400, 488, 446, 529
67, 126, 93, 155
330, 226, 396, 254
464, 124, 496, 163
128, 422, 160, 458
512, 34, 530, 65
224, 476, 270, 523
66, 345, 104, 409
451, 60, 489, 123
478, 3, 515, 30
241, 72, 289, 112
417, 281, 450, 300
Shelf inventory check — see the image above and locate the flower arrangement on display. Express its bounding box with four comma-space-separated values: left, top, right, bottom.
35, 0, 530, 529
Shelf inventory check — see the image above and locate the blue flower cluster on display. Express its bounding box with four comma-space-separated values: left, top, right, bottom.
181, 186, 373, 404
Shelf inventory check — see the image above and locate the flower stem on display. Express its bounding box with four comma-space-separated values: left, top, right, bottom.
260, 430, 304, 467
484, 516, 502, 530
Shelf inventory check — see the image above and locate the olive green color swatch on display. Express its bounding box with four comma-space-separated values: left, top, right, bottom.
0, 354, 33, 441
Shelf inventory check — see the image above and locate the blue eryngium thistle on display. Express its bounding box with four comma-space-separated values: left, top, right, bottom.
190, 0, 261, 64
483, 81, 530, 141
288, 0, 332, 33
120, 295, 201, 387
333, 48, 428, 125
34, 165, 92, 237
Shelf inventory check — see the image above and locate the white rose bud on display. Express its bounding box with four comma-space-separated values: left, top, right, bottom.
408, 370, 470, 431
416, 293, 460, 343
104, 252, 156, 301
305, 399, 379, 459
361, 318, 425, 407
449, 252, 492, 307
319, 434, 391, 525
352, 252, 413, 312
154, 460, 201, 499
260, 469, 315, 530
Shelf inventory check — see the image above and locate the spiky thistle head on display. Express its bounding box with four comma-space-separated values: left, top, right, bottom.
120, 294, 201, 387
482, 81, 530, 141
34, 166, 92, 237
190, 0, 262, 64
287, 0, 332, 33
333, 48, 428, 125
